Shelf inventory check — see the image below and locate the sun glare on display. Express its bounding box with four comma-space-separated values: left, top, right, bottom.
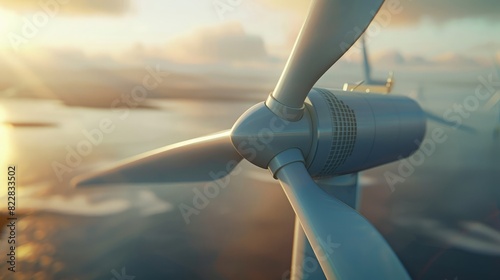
0, 8, 18, 47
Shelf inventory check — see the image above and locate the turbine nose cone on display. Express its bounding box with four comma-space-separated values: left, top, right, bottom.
231, 102, 313, 169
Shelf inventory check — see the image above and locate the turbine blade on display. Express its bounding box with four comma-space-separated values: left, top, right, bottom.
362, 35, 372, 84
276, 161, 410, 280
73, 130, 242, 187
269, 0, 384, 110
424, 110, 477, 133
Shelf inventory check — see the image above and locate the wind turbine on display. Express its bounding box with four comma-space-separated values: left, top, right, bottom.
73, 0, 427, 279
341, 36, 477, 134
343, 36, 393, 94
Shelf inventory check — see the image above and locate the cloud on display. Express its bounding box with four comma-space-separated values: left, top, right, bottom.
377, 0, 500, 25
372, 50, 406, 65
9, 189, 172, 217
254, 0, 308, 14
467, 42, 500, 57
255, 0, 500, 26
340, 48, 484, 69
8, 47, 120, 70
0, 0, 130, 15
430, 52, 482, 67
164, 22, 271, 64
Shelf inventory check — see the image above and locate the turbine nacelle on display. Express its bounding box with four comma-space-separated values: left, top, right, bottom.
232, 88, 426, 178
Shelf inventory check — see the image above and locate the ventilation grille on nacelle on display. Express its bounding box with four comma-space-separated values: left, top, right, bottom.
316, 89, 357, 176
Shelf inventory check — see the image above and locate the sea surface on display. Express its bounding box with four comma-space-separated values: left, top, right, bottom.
0, 67, 499, 280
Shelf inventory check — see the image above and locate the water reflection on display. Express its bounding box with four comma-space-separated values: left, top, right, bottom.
0, 72, 499, 279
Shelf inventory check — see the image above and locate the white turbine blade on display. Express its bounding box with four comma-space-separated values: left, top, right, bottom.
361, 35, 373, 84
424, 110, 477, 134
270, 0, 384, 110
275, 161, 410, 280
73, 130, 242, 187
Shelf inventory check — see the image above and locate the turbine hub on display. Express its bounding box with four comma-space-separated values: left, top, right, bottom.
230, 102, 313, 169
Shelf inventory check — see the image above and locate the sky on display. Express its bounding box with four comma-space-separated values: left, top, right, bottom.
0, 0, 499, 67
